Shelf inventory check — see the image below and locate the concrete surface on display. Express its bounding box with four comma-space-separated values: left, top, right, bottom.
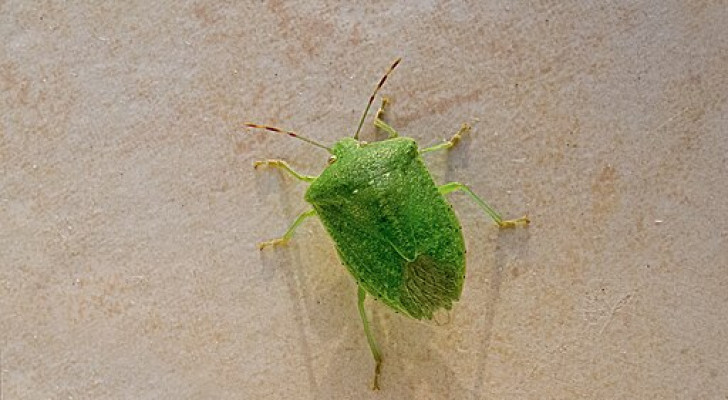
2, 1, 727, 399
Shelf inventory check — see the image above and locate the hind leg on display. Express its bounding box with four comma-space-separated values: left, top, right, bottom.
357, 286, 383, 390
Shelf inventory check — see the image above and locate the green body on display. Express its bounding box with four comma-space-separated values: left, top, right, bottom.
306, 137, 465, 319
248, 58, 528, 389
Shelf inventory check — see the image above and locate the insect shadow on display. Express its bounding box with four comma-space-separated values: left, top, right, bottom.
323, 301, 466, 397
472, 224, 532, 398
253, 168, 322, 390
434, 134, 532, 397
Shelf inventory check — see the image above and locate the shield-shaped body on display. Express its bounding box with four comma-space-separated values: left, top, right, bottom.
305, 137, 466, 319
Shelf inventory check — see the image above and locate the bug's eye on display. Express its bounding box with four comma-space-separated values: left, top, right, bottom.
327, 155, 338, 165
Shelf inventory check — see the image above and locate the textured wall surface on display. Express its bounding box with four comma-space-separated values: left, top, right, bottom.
2, 1, 727, 399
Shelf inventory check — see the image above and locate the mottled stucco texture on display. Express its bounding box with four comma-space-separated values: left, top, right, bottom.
1, 2, 727, 399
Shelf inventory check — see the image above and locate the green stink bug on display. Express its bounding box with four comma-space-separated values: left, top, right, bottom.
246, 58, 529, 390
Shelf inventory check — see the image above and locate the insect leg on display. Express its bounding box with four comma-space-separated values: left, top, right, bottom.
420, 123, 471, 154
373, 97, 399, 138
438, 182, 530, 228
253, 159, 317, 182
258, 209, 317, 250
357, 286, 383, 390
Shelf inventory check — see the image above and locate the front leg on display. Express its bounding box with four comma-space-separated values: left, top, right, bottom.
373, 97, 399, 139
420, 123, 470, 154
253, 159, 317, 182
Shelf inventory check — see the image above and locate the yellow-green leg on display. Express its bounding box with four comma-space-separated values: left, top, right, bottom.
420, 123, 471, 154
438, 182, 529, 228
357, 286, 382, 390
253, 159, 317, 182
258, 209, 317, 250
373, 97, 399, 139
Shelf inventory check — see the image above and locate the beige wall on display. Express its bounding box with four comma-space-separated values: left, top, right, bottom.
2, 1, 726, 398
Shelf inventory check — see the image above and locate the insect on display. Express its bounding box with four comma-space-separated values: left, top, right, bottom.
245, 58, 529, 390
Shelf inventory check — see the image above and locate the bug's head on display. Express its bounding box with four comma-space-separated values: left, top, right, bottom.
329, 137, 359, 160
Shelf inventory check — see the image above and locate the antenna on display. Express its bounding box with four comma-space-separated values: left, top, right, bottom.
243, 123, 331, 152
353, 58, 402, 140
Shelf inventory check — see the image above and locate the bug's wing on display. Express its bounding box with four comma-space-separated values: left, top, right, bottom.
367, 167, 419, 261
398, 253, 462, 319
314, 157, 465, 320
380, 163, 465, 319
315, 199, 410, 307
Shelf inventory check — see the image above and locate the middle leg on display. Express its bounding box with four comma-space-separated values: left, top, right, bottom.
439, 182, 529, 228
258, 209, 317, 250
